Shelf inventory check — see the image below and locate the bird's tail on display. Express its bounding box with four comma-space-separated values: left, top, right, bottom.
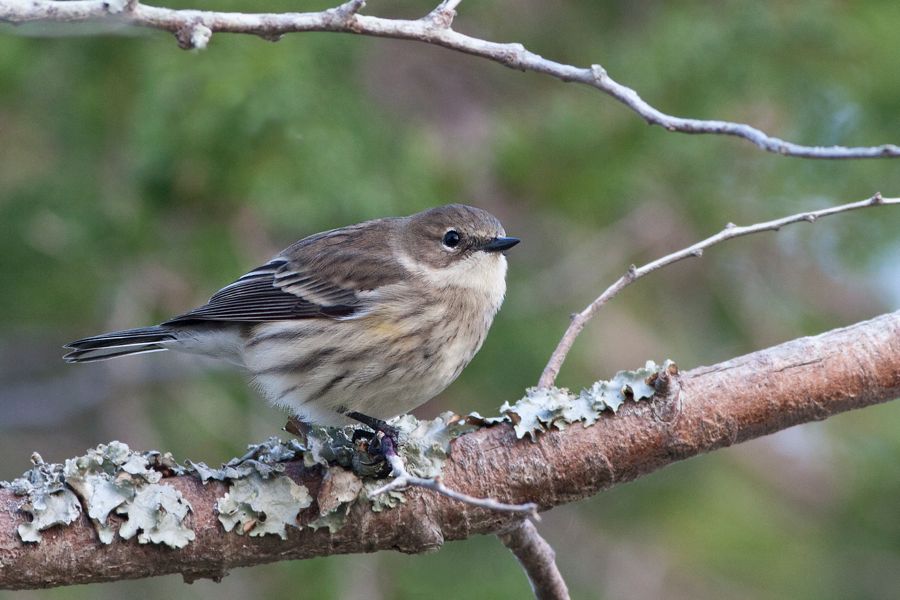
63, 326, 177, 363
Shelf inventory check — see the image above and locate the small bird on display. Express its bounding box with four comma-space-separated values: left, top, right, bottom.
65, 204, 519, 433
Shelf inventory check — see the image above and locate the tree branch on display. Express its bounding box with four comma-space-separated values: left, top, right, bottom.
538, 193, 900, 389
498, 520, 570, 600
1, 309, 898, 589
1, 0, 899, 159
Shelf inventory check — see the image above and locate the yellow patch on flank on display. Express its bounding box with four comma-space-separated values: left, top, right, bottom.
363, 316, 406, 339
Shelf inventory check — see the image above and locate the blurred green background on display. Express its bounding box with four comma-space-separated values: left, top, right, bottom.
2, 0, 900, 598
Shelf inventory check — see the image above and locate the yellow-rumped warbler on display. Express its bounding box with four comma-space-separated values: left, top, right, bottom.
65, 204, 518, 431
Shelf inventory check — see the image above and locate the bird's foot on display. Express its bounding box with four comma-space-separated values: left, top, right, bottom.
348, 412, 399, 478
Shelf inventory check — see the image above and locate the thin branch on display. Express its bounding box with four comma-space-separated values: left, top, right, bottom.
1, 0, 899, 158
538, 192, 900, 389
498, 520, 570, 600
370, 449, 540, 518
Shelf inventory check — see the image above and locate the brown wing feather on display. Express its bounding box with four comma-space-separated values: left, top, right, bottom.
165, 219, 407, 324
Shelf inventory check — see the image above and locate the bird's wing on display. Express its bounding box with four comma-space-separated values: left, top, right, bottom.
164, 221, 407, 324
164, 259, 357, 323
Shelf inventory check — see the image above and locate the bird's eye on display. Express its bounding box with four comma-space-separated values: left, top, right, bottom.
442, 230, 461, 248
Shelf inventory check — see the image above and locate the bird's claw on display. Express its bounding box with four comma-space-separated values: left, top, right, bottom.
350, 428, 398, 478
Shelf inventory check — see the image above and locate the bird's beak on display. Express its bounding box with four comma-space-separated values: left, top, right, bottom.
480, 236, 520, 252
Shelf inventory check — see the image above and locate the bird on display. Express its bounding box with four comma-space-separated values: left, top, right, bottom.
64, 204, 519, 435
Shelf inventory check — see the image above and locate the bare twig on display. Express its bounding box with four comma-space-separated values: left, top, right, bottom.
369, 449, 540, 518
1, 0, 898, 158
538, 192, 900, 388
499, 520, 570, 600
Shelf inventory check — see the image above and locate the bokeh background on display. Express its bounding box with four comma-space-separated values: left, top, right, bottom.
2, 0, 900, 598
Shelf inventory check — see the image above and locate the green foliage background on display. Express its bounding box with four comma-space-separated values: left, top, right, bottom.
1, 0, 899, 598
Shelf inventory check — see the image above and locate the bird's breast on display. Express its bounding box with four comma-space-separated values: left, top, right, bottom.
242, 280, 505, 425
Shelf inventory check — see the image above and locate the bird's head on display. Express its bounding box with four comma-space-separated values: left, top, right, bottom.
397, 204, 519, 293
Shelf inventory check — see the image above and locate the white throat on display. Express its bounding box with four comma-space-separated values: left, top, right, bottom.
398, 251, 508, 306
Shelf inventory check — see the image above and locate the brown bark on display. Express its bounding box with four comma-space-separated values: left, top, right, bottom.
1, 310, 898, 589
499, 521, 570, 600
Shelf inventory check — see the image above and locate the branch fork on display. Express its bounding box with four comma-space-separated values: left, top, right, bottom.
369, 442, 540, 519
538, 193, 900, 389
424, 0, 461, 29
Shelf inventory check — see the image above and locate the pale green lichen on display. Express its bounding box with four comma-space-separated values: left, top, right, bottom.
363, 480, 406, 512
2, 443, 193, 548
17, 490, 82, 543
303, 427, 357, 470
2, 454, 82, 543
118, 484, 195, 548
307, 466, 363, 533
187, 437, 305, 482
188, 438, 313, 539
392, 413, 478, 478
488, 360, 676, 440
216, 472, 312, 539
2, 360, 675, 543
61, 442, 194, 547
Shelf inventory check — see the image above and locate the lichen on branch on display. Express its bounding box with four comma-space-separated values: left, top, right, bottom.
0, 310, 898, 589
0, 361, 675, 548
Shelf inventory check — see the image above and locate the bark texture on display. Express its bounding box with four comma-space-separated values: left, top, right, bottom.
499, 521, 570, 600
1, 310, 898, 589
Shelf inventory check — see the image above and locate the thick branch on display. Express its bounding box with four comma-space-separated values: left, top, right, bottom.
538, 193, 900, 388
1, 310, 898, 589
1, 0, 899, 159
